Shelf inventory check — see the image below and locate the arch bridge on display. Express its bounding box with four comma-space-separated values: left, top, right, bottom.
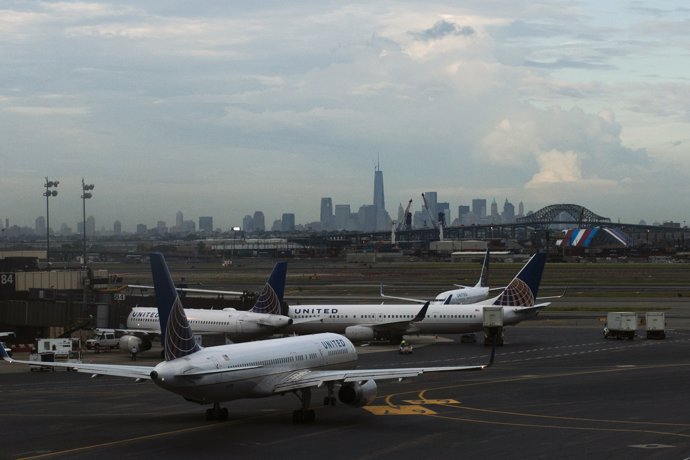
516, 204, 610, 226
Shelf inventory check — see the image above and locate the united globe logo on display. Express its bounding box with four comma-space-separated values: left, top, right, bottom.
494, 279, 534, 307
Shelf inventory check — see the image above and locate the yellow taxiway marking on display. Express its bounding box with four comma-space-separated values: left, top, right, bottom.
404, 399, 459, 405
364, 405, 437, 416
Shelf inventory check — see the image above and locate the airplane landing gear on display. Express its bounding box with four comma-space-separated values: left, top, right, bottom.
323, 382, 336, 406
205, 402, 229, 421
292, 388, 316, 423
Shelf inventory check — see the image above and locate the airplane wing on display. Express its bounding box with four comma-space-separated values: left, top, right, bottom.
0, 348, 154, 380
537, 288, 567, 300
273, 351, 493, 394
95, 327, 156, 336
128, 284, 244, 296
359, 302, 430, 334
513, 302, 551, 315
96, 327, 233, 338
379, 284, 427, 304
0, 332, 15, 338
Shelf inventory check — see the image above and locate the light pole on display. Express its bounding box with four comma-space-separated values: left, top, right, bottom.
231, 226, 240, 258
81, 179, 94, 266
43, 177, 59, 265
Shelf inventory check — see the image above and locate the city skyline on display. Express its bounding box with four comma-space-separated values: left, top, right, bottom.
5, 184, 674, 237
2, 2, 689, 229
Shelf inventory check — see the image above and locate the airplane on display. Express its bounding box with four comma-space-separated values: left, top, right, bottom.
0, 253, 493, 423
380, 249, 493, 305
284, 252, 549, 343
101, 262, 292, 353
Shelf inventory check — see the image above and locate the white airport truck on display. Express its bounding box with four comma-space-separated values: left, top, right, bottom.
645, 311, 666, 339
603, 312, 637, 340
483, 306, 504, 346
86, 331, 120, 352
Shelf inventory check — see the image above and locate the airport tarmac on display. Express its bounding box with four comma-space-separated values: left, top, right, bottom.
2, 322, 690, 460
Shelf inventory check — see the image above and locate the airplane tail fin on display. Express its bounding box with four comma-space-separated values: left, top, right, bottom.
249, 262, 287, 315
476, 249, 490, 288
492, 252, 546, 307
150, 252, 201, 361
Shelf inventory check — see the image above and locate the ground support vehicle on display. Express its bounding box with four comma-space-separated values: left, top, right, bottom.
483, 306, 504, 346
645, 311, 666, 339
86, 331, 120, 352
603, 312, 637, 340
398, 343, 413, 354
29, 353, 56, 372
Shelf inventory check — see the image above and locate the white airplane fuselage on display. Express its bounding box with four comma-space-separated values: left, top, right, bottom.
286, 302, 543, 338
432, 286, 490, 304
127, 306, 292, 342
151, 332, 357, 403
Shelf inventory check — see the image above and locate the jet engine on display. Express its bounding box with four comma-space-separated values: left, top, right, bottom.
119, 335, 152, 353
344, 325, 375, 342
338, 380, 377, 407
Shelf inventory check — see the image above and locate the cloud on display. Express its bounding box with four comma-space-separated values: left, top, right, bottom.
0, 1, 687, 228
4, 106, 90, 116
412, 20, 475, 41
526, 149, 619, 188
528, 149, 581, 184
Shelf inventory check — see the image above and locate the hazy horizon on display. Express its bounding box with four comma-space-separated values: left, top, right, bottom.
2, 1, 689, 230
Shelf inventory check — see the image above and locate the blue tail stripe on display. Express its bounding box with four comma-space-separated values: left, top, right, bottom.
493, 252, 546, 307
479, 249, 490, 287
250, 262, 287, 315
150, 252, 201, 361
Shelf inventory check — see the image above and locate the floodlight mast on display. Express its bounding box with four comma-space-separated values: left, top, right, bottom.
43, 177, 59, 265
81, 178, 94, 267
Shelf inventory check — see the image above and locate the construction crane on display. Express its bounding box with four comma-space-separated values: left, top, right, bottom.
421, 193, 438, 229
396, 199, 413, 231
421, 193, 444, 241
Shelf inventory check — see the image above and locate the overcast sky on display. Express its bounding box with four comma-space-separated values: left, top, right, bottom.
2, 1, 689, 232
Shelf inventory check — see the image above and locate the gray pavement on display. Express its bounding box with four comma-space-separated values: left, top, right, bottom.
2, 323, 690, 459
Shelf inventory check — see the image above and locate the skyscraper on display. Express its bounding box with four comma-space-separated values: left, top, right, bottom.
334, 204, 352, 230
253, 211, 265, 232
199, 216, 213, 233
458, 205, 471, 225
35, 216, 46, 237
373, 163, 385, 211
320, 197, 333, 231
243, 215, 254, 233
372, 161, 391, 231
472, 199, 487, 222
438, 201, 450, 226
423, 192, 437, 220
490, 198, 500, 223
86, 216, 96, 238
281, 213, 295, 232
503, 199, 515, 223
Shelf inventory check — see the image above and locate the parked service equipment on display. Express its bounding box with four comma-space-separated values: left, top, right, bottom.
36, 338, 74, 358
86, 331, 120, 352
483, 306, 504, 346
645, 311, 666, 340
603, 312, 637, 340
